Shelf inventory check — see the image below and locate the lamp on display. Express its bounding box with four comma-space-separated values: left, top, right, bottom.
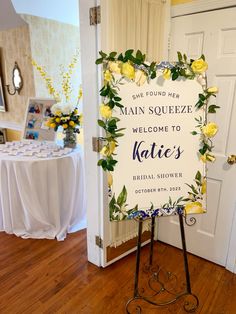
6, 62, 23, 95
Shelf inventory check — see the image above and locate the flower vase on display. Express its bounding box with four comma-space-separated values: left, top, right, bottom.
63, 128, 77, 148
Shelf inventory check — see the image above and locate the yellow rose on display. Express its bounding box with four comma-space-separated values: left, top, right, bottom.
49, 123, 56, 128
55, 117, 61, 123
191, 58, 208, 74
163, 68, 171, 80
185, 202, 206, 214
207, 86, 218, 94
100, 104, 112, 119
121, 62, 135, 80
107, 172, 113, 187
109, 61, 121, 74
135, 70, 147, 86
200, 154, 207, 163
62, 124, 68, 129
202, 122, 218, 138
74, 109, 78, 114
69, 121, 75, 127
104, 70, 112, 82
45, 120, 51, 127
201, 179, 207, 194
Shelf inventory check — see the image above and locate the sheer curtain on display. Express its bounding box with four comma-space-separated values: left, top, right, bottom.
101, 0, 171, 247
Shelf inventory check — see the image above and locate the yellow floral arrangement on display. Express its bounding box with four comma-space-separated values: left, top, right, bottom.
32, 51, 82, 133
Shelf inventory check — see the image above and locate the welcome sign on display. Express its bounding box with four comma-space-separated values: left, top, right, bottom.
96, 50, 219, 221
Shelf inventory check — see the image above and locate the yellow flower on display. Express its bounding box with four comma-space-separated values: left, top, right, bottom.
135, 70, 147, 86
50, 123, 56, 128
107, 172, 113, 187
62, 124, 68, 129
121, 62, 135, 80
104, 70, 112, 82
201, 179, 207, 194
163, 68, 171, 80
55, 117, 61, 123
108, 141, 116, 155
191, 58, 208, 74
100, 146, 109, 157
45, 120, 51, 127
200, 153, 216, 163
69, 121, 75, 127
206, 153, 216, 162
100, 104, 112, 119
207, 86, 218, 94
100, 141, 116, 157
109, 61, 121, 74
185, 202, 206, 214
202, 122, 218, 138
78, 86, 83, 100
74, 109, 78, 114
55, 110, 62, 116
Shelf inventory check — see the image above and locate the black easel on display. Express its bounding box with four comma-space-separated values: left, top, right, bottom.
126, 210, 199, 313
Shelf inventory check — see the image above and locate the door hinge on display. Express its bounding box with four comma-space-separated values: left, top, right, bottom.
89, 6, 101, 25
95, 235, 103, 248
92, 137, 103, 152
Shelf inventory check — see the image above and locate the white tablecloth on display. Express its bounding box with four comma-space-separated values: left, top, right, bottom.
0, 147, 86, 240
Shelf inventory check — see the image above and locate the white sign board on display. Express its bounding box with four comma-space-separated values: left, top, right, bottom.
111, 75, 205, 216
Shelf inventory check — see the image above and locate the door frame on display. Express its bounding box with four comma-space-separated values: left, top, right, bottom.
171, 0, 236, 273
171, 0, 236, 18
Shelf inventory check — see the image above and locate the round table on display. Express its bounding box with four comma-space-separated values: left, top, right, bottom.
0, 146, 86, 240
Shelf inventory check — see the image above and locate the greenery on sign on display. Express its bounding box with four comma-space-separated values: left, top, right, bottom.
96, 50, 220, 220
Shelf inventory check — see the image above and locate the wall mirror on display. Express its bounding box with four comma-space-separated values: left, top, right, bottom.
6, 62, 23, 95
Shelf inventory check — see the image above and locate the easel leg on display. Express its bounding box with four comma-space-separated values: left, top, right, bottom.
149, 216, 155, 266
134, 219, 143, 298
179, 213, 191, 293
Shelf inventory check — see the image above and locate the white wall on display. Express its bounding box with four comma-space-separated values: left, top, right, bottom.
11, 0, 79, 26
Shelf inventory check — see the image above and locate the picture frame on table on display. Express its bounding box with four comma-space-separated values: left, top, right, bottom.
0, 50, 7, 112
0, 128, 7, 144
23, 98, 56, 142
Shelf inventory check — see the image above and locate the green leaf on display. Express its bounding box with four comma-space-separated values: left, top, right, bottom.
136, 50, 143, 60
101, 160, 107, 171
99, 51, 107, 58
117, 186, 127, 206
208, 105, 220, 113
115, 102, 124, 108
97, 159, 104, 166
109, 195, 117, 218
195, 171, 201, 182
95, 58, 103, 65
200, 54, 205, 61
172, 72, 179, 80
150, 72, 156, 79
191, 131, 198, 135
177, 51, 183, 62
97, 119, 106, 128
183, 54, 187, 62
117, 53, 124, 61
199, 93, 206, 101
109, 51, 117, 58
125, 49, 134, 57
114, 96, 122, 101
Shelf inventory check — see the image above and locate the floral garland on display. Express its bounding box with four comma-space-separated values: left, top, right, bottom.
96, 50, 219, 220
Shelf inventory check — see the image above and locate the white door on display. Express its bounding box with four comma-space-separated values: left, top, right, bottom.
158, 7, 236, 271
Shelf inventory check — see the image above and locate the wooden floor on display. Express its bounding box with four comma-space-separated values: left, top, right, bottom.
0, 230, 235, 314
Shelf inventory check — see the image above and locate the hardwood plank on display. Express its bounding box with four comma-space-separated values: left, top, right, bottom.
0, 230, 235, 314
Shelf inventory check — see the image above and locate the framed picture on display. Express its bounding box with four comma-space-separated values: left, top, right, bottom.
23, 98, 56, 141
0, 51, 7, 112
0, 128, 6, 144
